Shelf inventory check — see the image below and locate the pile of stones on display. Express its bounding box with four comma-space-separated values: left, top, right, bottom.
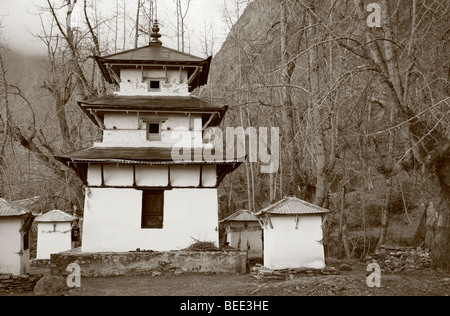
367, 245, 433, 273
0, 274, 43, 293
251, 264, 343, 280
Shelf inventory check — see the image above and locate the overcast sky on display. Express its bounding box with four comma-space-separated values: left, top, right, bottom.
0, 0, 247, 56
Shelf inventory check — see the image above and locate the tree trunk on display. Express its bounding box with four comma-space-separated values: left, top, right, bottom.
123, 0, 126, 51
306, 6, 327, 206
0, 53, 10, 198
83, 0, 106, 94
340, 186, 352, 260
176, 0, 180, 50
55, 95, 75, 153
134, 0, 141, 48
181, 8, 185, 53
413, 208, 427, 247
114, 0, 118, 53
377, 97, 395, 249
420, 165, 450, 269
280, 0, 296, 185
377, 177, 392, 248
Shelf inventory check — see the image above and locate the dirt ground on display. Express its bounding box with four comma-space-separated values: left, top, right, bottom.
4, 264, 449, 297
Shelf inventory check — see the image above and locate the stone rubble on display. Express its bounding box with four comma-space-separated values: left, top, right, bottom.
367, 245, 433, 273
0, 274, 43, 293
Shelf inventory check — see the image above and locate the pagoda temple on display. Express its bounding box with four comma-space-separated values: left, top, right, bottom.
56, 21, 244, 253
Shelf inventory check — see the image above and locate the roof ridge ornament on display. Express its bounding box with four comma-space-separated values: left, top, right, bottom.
150, 19, 162, 46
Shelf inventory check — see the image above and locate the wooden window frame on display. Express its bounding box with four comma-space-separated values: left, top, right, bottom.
147, 121, 162, 141
146, 79, 162, 92
141, 190, 164, 229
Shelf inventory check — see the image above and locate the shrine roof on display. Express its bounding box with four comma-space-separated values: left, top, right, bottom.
220, 210, 259, 223
55, 146, 245, 166
78, 94, 225, 112
254, 197, 329, 216
0, 198, 33, 217
35, 210, 74, 223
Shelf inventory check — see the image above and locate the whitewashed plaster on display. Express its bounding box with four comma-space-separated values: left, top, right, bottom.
0, 218, 29, 275
118, 68, 189, 96
81, 188, 219, 252
87, 164, 217, 188
262, 215, 326, 270
226, 222, 263, 259
36, 222, 72, 260
102, 113, 203, 146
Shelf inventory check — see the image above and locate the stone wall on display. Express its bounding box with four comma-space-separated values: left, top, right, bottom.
30, 259, 51, 268
50, 251, 248, 277
367, 245, 432, 273
0, 274, 43, 293
251, 264, 341, 281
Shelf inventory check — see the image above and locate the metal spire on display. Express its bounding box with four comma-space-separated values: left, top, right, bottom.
150, 0, 162, 45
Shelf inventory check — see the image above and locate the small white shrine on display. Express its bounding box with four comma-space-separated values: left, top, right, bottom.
221, 210, 263, 259
0, 199, 35, 275
255, 197, 329, 270
35, 210, 74, 260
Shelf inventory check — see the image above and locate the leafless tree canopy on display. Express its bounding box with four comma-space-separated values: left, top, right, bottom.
208, 0, 449, 268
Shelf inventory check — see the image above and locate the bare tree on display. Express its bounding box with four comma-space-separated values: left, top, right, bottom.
197, 18, 218, 58
45, 0, 95, 98
123, 0, 126, 50
0, 47, 10, 198
0, 0, 108, 210
324, 0, 450, 265
175, 0, 192, 52
134, 0, 144, 48
0, 48, 84, 207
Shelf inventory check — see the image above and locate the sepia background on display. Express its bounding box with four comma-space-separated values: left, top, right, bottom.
0, 0, 449, 270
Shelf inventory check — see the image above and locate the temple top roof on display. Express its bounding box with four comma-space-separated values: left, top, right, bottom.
99, 44, 207, 64
95, 46, 211, 91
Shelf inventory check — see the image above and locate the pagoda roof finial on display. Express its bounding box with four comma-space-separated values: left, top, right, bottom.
150, 19, 162, 46
149, 1, 162, 45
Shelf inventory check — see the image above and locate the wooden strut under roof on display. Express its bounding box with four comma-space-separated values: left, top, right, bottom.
89, 110, 106, 130
74, 162, 240, 190
187, 67, 202, 86
104, 63, 204, 89
77, 95, 228, 130
55, 145, 247, 188
106, 64, 121, 85
95, 55, 212, 92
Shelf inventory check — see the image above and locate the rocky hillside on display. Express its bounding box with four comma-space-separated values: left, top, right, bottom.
205, 0, 428, 258
208, 0, 281, 98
